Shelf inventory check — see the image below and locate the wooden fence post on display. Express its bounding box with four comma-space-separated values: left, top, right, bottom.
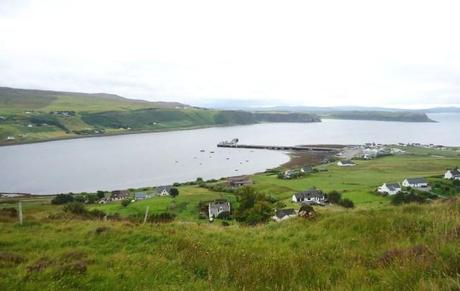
143, 206, 149, 224
18, 201, 23, 225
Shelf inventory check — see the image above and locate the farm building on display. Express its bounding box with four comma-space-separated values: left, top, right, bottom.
272, 209, 297, 222
208, 200, 231, 221
444, 169, 460, 180
292, 189, 326, 205
227, 176, 252, 187
402, 178, 429, 188
378, 183, 402, 195
337, 160, 356, 167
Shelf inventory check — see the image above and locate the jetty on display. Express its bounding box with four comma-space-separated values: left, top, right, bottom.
217, 139, 337, 152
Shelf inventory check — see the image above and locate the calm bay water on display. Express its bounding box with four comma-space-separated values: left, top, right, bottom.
0, 113, 459, 194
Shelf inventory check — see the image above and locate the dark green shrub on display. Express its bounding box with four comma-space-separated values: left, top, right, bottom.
326, 191, 342, 204
170, 188, 179, 198
63, 202, 86, 215
89, 209, 106, 219
51, 194, 74, 205
339, 198, 355, 208
121, 199, 131, 207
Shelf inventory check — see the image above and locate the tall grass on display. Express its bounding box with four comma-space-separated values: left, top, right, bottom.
1, 198, 460, 290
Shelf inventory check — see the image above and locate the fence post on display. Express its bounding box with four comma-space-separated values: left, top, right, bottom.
18, 201, 23, 225
143, 206, 149, 224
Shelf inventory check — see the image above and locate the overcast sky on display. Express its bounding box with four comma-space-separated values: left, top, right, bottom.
1, 0, 460, 108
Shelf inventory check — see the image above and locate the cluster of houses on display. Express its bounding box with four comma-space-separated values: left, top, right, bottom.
377, 168, 459, 195
281, 166, 313, 179
98, 186, 173, 204
273, 188, 326, 222
377, 177, 429, 195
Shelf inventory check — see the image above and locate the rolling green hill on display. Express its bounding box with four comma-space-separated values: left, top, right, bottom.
0, 87, 320, 145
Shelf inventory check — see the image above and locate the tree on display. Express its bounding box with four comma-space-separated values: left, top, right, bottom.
170, 188, 179, 198
96, 191, 105, 199
234, 187, 274, 225
327, 191, 342, 204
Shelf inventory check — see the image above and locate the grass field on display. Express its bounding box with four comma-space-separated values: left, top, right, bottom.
1, 152, 460, 290
1, 199, 460, 290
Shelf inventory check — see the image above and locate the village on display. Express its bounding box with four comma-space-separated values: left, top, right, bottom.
42, 143, 458, 224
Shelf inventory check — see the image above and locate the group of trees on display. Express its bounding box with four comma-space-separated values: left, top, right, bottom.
51, 191, 106, 205
234, 187, 275, 225
326, 191, 355, 208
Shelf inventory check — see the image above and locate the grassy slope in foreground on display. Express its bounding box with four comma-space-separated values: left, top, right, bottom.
1, 199, 460, 290
1, 149, 460, 289
0, 87, 319, 145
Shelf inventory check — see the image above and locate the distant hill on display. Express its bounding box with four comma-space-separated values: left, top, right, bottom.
204, 103, 460, 114
0, 87, 189, 113
320, 111, 435, 122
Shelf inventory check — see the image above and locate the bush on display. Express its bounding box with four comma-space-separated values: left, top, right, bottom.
96, 191, 105, 199
326, 191, 342, 204
391, 191, 427, 205
170, 188, 179, 198
63, 202, 87, 215
339, 198, 355, 208
121, 199, 131, 207
89, 209, 106, 219
216, 211, 231, 220
147, 212, 176, 223
62, 202, 106, 219
51, 194, 74, 205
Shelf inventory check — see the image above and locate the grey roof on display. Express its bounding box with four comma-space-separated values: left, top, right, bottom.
228, 176, 252, 185
155, 186, 172, 193
405, 177, 428, 184
294, 189, 325, 200
275, 208, 296, 219
135, 192, 146, 199
449, 169, 460, 177
112, 190, 130, 198
209, 201, 231, 212
385, 183, 401, 191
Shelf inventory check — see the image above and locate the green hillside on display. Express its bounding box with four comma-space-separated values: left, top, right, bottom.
1, 150, 460, 290
0, 87, 320, 145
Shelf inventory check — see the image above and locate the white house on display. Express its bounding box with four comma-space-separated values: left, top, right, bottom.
378, 183, 402, 195
208, 201, 231, 221
272, 209, 297, 222
444, 169, 460, 180
292, 189, 326, 205
337, 160, 356, 167
155, 186, 172, 196
402, 177, 429, 188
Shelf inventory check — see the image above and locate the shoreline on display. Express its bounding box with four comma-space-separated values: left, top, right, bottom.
0, 122, 263, 148
0, 115, 439, 148
0, 146, 340, 197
